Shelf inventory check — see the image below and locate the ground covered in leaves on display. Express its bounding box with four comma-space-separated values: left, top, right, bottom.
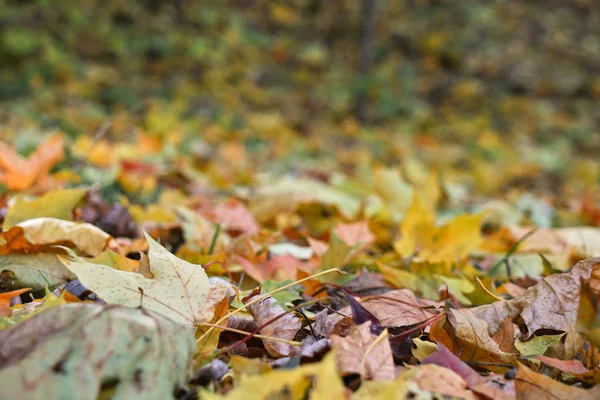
1, 1, 600, 400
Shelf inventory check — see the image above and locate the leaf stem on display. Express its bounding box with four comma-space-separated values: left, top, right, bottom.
198, 323, 303, 346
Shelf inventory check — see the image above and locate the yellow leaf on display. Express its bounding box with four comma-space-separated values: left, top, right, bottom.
0, 218, 111, 257
3, 188, 87, 229
420, 213, 484, 263
202, 352, 345, 400
393, 194, 436, 258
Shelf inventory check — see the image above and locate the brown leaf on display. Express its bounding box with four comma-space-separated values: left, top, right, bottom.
244, 294, 302, 358
337, 289, 438, 328
422, 344, 515, 399
410, 364, 476, 399
514, 362, 600, 400
430, 309, 518, 369
492, 317, 519, 353
472, 257, 600, 338
421, 344, 487, 387
330, 321, 395, 380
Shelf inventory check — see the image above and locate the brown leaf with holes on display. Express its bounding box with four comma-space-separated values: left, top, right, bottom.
330, 321, 395, 380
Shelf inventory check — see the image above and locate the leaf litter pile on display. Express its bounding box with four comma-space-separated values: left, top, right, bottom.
1, 135, 600, 400
1, 3, 600, 399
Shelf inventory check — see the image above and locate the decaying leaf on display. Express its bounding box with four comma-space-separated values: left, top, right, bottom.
514, 362, 600, 400
473, 257, 600, 338
0, 303, 194, 400
243, 291, 302, 358
330, 321, 395, 380
0, 253, 76, 290
63, 232, 230, 326
430, 309, 518, 369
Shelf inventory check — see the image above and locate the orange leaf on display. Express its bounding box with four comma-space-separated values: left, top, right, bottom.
0, 134, 64, 190
0, 288, 31, 317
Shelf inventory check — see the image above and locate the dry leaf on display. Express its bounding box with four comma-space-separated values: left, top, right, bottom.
473, 257, 600, 339
63, 232, 230, 326
514, 362, 600, 400
0, 288, 31, 317
243, 292, 302, 358
330, 321, 395, 380
0, 134, 64, 191
0, 218, 111, 257
430, 309, 518, 369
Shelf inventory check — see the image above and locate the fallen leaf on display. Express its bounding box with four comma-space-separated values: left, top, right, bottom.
0, 303, 194, 399
514, 333, 565, 357
0, 134, 64, 191
394, 194, 483, 264
243, 291, 302, 358
201, 352, 345, 400
473, 257, 600, 339
0, 253, 76, 290
0, 288, 31, 317
213, 198, 259, 235
63, 232, 230, 326
514, 362, 600, 400
330, 321, 395, 380
2, 188, 87, 229
334, 220, 375, 248
430, 309, 518, 369
0, 218, 111, 257
533, 355, 590, 375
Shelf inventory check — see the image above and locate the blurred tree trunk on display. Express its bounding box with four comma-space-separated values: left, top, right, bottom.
354, 0, 378, 123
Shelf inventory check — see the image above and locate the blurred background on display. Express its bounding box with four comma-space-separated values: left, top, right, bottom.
0, 0, 599, 214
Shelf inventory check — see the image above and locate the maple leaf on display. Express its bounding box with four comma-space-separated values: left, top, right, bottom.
0, 303, 194, 399
0, 134, 64, 191
473, 257, 600, 339
62, 232, 230, 326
